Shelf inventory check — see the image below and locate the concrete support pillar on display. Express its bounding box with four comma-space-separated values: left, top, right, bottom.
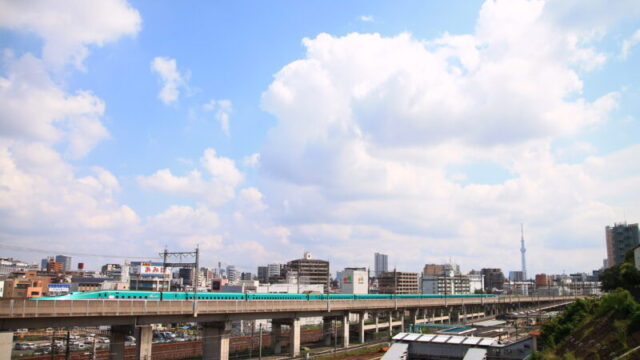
0, 331, 13, 360
388, 312, 393, 337
462, 305, 467, 324
374, 313, 379, 333
400, 311, 405, 332
110, 325, 132, 360
271, 321, 282, 354
289, 318, 301, 357
135, 325, 153, 360
342, 313, 350, 348
358, 312, 366, 344
202, 321, 231, 360
323, 318, 333, 346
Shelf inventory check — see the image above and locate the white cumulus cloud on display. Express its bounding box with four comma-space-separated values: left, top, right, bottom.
203, 99, 233, 135
151, 57, 189, 105
256, 0, 636, 274
0, 0, 141, 69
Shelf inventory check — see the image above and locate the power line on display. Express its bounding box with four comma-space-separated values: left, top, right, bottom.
0, 243, 160, 260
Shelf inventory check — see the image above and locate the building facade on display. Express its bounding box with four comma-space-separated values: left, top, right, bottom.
55, 255, 72, 272
422, 275, 471, 295
606, 223, 639, 267
339, 268, 368, 294
286, 252, 330, 292
378, 271, 419, 294
481, 268, 505, 292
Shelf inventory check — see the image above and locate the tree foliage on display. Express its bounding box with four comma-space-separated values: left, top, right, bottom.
600, 249, 640, 297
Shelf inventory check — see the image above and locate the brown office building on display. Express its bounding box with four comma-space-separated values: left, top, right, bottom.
286, 252, 330, 292
378, 271, 419, 294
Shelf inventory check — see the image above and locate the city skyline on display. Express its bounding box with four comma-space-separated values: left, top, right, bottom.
1, 1, 640, 275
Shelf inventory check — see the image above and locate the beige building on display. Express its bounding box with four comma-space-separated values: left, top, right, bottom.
286, 252, 330, 292
378, 271, 418, 294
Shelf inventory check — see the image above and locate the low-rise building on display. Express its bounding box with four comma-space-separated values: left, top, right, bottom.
378, 271, 419, 294
339, 267, 368, 294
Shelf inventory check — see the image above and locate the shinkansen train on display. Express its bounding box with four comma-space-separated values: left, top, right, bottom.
34, 291, 497, 301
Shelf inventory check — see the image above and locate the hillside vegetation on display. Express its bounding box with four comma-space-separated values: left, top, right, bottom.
534, 252, 640, 359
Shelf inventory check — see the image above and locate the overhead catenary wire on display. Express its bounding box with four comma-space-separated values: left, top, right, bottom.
0, 243, 161, 260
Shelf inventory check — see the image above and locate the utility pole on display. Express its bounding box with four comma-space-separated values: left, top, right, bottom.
249, 322, 254, 359
259, 324, 263, 360
65, 331, 70, 360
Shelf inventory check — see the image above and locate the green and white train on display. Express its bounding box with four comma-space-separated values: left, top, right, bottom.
35, 291, 496, 301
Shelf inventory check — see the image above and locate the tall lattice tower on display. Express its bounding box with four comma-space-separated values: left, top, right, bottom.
520, 224, 527, 280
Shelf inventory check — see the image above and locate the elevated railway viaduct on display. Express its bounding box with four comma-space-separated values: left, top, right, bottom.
0, 295, 575, 360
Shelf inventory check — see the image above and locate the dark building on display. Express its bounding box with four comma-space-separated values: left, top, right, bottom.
378, 271, 419, 294
606, 223, 639, 267
178, 268, 194, 286
286, 252, 330, 292
240, 272, 253, 281
481, 268, 505, 292
257, 266, 269, 283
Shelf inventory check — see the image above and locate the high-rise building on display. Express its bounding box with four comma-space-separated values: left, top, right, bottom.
267, 264, 282, 278
257, 266, 269, 283
481, 268, 505, 292
178, 268, 195, 286
55, 255, 72, 272
226, 265, 239, 284
606, 223, 639, 267
286, 252, 330, 292
374, 253, 388, 277
378, 271, 418, 294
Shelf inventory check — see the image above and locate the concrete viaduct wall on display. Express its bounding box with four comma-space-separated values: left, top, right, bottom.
0, 296, 576, 360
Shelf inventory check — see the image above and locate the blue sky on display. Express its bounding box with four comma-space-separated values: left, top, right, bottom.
1, 0, 639, 276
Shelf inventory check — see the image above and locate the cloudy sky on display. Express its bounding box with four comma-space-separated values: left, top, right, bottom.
1, 0, 639, 277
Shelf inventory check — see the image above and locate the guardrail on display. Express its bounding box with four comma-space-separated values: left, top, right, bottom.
0, 296, 574, 319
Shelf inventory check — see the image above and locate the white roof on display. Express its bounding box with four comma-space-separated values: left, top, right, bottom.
473, 320, 506, 327
462, 337, 484, 345
416, 334, 436, 342
402, 333, 422, 341
431, 335, 451, 343
392, 333, 409, 340
446, 336, 466, 344
381, 343, 409, 360
463, 348, 487, 360
479, 338, 496, 346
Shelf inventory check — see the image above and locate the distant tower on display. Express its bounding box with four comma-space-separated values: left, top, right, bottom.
520, 224, 527, 280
